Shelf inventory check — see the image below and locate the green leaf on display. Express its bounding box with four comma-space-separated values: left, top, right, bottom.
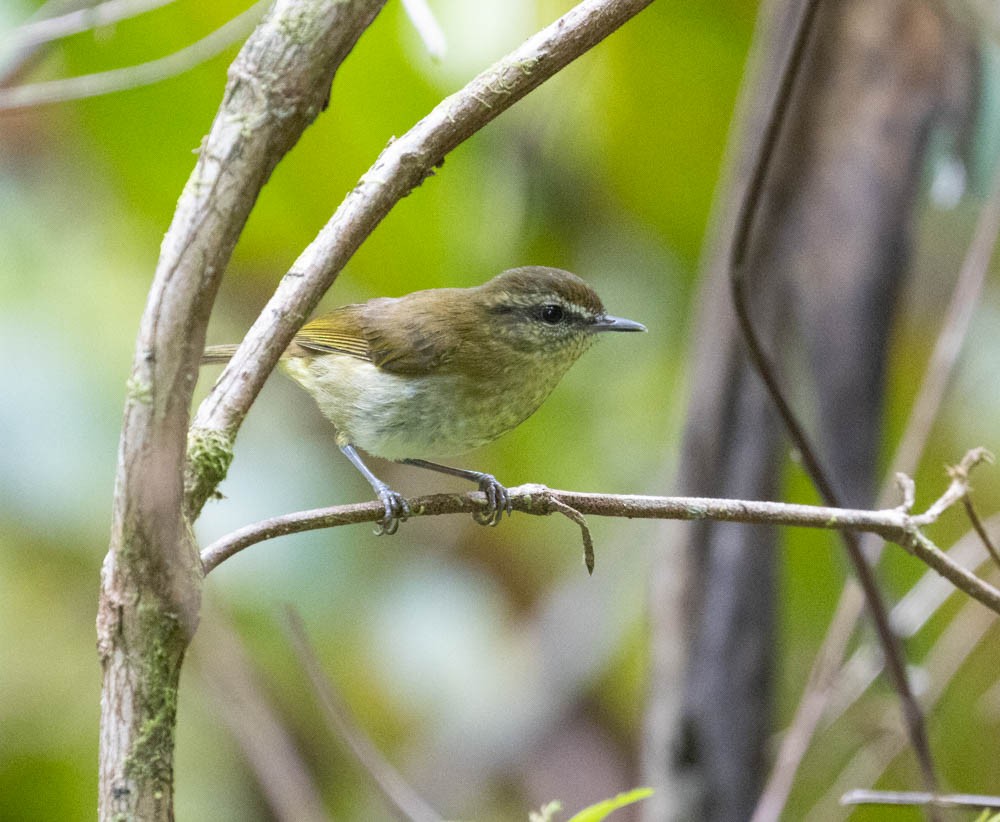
566, 788, 654, 822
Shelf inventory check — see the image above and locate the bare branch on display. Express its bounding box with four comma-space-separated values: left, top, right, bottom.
824, 515, 1000, 727
400, 0, 446, 60
0, 1, 267, 111
192, 605, 330, 822
186, 0, 657, 517
199, 472, 1000, 617
812, 590, 998, 818
283, 607, 442, 822
912, 447, 994, 525
99, 2, 389, 817
963, 496, 1000, 569
3, 0, 177, 52
754, 130, 1000, 822
926, 448, 1000, 568
841, 790, 1000, 810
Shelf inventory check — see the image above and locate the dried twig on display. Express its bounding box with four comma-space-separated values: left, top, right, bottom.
0, 1, 268, 111
841, 790, 1000, 811
964, 496, 1000, 569
754, 134, 1000, 822
283, 607, 442, 822
544, 495, 596, 573
726, 0, 940, 799
810, 585, 999, 819
3, 0, 177, 52
200, 462, 1000, 619
913, 448, 994, 524
824, 515, 1000, 726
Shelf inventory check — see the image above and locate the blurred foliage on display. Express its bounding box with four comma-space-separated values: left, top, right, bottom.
1, 0, 998, 820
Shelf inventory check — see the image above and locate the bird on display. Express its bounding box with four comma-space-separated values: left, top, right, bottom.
202, 266, 646, 533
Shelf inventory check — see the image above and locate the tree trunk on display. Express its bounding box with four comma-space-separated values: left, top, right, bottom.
643, 0, 977, 818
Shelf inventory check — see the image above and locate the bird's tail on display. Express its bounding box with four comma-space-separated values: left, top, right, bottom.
201, 344, 239, 365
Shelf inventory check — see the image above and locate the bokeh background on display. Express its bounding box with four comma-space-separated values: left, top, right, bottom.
2, 1, 998, 819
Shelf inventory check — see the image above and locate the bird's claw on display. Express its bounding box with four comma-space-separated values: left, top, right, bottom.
373, 486, 410, 536
472, 474, 512, 527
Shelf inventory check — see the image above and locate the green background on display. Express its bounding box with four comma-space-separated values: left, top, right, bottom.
1, 1, 998, 819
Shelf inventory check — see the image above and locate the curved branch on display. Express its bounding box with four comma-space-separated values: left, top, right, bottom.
99, 2, 389, 818
754, 140, 1000, 822
725, 0, 939, 799
199, 481, 1000, 616
186, 0, 657, 517
5, 0, 177, 52
0, 1, 267, 111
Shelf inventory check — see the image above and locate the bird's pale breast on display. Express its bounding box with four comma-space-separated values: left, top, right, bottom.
280, 348, 580, 459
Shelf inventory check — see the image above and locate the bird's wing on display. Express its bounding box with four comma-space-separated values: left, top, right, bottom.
293, 298, 454, 375
294, 306, 373, 362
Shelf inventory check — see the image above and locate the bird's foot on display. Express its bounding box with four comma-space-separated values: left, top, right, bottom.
373, 483, 410, 536
472, 473, 512, 527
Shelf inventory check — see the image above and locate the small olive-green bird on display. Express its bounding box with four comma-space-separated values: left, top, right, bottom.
203, 266, 645, 533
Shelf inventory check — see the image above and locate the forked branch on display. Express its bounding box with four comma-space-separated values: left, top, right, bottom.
200, 454, 1000, 617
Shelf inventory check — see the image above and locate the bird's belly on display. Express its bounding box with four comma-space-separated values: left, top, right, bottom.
282, 356, 550, 460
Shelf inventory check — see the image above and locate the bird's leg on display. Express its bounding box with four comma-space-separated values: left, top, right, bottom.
340, 444, 410, 535
401, 458, 512, 526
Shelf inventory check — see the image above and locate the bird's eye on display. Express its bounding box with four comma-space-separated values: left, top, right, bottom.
539, 304, 564, 324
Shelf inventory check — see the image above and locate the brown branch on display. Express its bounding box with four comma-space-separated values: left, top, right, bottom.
4, 0, 177, 52
192, 604, 330, 822
841, 790, 1000, 810
99, 3, 389, 819
754, 135, 1000, 822
727, 0, 940, 801
199, 474, 1000, 617
940, 448, 1000, 568
824, 515, 1000, 727
185, 0, 657, 518
911, 447, 994, 524
283, 607, 442, 822
0, 1, 268, 111
810, 574, 999, 819
963, 496, 1000, 569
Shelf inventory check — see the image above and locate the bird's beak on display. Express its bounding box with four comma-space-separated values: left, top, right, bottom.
592, 314, 647, 333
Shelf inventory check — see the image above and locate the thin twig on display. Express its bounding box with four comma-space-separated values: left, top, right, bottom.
963, 497, 1000, 569
191, 604, 330, 822
811, 589, 998, 819
400, 0, 446, 60
754, 131, 1000, 821
823, 515, 1000, 726
842, 790, 1000, 809
544, 496, 596, 573
282, 607, 442, 822
0, 1, 267, 111
938, 449, 1000, 568
199, 471, 1000, 617
913, 447, 994, 524
727, 0, 940, 799
3, 0, 177, 52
